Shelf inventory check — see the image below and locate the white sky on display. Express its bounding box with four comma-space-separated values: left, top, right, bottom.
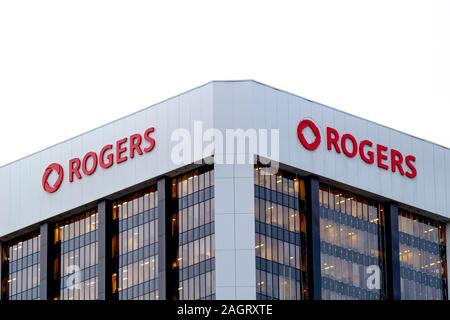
1, 0, 449, 167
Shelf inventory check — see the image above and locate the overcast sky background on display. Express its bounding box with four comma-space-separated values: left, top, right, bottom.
0, 1, 449, 167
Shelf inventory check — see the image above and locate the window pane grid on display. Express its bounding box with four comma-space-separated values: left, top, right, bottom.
319, 184, 385, 300
54, 210, 98, 300
113, 187, 159, 300
398, 209, 447, 300
2, 233, 40, 300
172, 167, 215, 300
254, 165, 307, 300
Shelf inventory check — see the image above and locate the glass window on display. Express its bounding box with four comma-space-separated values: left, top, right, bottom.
113, 186, 159, 300
172, 166, 215, 300
399, 209, 447, 300
54, 210, 98, 300
1, 232, 40, 300
319, 184, 385, 300
254, 165, 306, 300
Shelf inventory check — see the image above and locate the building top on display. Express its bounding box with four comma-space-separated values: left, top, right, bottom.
1, 80, 449, 238
1, 80, 447, 170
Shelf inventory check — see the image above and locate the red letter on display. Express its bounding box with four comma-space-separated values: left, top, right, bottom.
341, 134, 358, 158
405, 155, 417, 179
69, 158, 82, 182
99, 144, 114, 169
130, 134, 143, 159
116, 137, 128, 164
390, 149, 405, 176
326, 127, 341, 153
82, 152, 98, 176
359, 140, 374, 164
143, 127, 156, 153
376, 144, 389, 170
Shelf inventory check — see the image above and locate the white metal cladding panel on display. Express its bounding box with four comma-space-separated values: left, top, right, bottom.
0, 83, 214, 237
446, 151, 450, 214
211, 81, 450, 218
434, 145, 447, 215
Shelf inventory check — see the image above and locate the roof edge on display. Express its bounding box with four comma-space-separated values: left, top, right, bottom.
0, 80, 218, 168
244, 80, 450, 150
1, 79, 448, 168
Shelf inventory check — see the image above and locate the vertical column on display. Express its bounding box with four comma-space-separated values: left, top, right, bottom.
0, 242, 3, 300
305, 176, 321, 300
214, 162, 256, 300
384, 202, 401, 300
39, 222, 54, 300
157, 177, 172, 300
446, 223, 450, 300
98, 200, 113, 300
1, 242, 10, 301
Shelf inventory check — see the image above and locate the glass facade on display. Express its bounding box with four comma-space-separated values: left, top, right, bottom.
171, 166, 215, 300
112, 187, 159, 300
1, 165, 449, 301
319, 184, 385, 300
254, 166, 308, 300
53, 210, 98, 300
1, 233, 40, 300
399, 209, 447, 300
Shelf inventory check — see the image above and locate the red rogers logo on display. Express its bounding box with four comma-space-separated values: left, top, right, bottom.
42, 163, 64, 193
297, 119, 321, 151
297, 119, 417, 179
42, 127, 156, 193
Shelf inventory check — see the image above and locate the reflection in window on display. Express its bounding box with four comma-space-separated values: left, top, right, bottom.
254, 165, 308, 300
112, 187, 159, 300
1, 233, 40, 300
319, 184, 385, 300
399, 210, 447, 300
54, 210, 98, 300
172, 166, 215, 300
